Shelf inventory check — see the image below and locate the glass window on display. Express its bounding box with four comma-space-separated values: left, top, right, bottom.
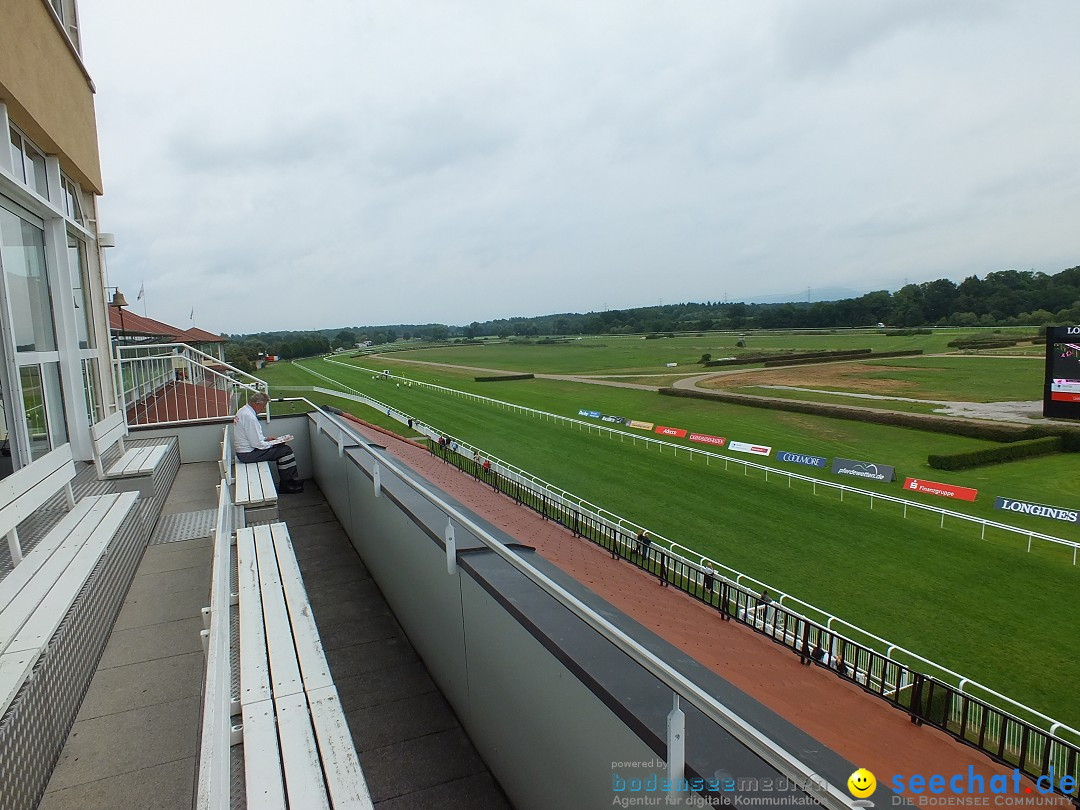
68, 235, 95, 348
61, 176, 84, 223
9, 127, 25, 184
42, 361, 68, 447
19, 366, 49, 460
82, 358, 102, 424
27, 147, 48, 198
0, 207, 57, 352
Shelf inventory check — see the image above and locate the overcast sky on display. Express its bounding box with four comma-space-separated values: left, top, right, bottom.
81, 1, 1080, 335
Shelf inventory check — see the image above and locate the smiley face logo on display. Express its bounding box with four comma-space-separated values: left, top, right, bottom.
847, 769, 876, 798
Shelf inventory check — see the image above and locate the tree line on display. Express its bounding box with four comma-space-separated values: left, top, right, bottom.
225, 266, 1080, 370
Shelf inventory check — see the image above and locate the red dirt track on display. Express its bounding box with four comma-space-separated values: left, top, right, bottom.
344, 417, 1071, 808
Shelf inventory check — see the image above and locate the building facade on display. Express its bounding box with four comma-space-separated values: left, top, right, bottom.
0, 0, 115, 474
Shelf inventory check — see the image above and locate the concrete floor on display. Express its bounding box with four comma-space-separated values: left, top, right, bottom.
38, 462, 218, 810
37, 461, 511, 809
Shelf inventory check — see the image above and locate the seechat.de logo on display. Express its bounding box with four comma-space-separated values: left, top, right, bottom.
848, 768, 877, 806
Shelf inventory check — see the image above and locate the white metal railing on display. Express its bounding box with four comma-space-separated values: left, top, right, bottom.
306, 402, 861, 808
318, 357, 1080, 563
297, 376, 1080, 751
114, 343, 267, 427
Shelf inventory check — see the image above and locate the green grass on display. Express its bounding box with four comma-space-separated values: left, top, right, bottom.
311, 355, 1080, 529
372, 329, 1026, 375
727, 386, 943, 414
257, 355, 1080, 728
855, 355, 1045, 402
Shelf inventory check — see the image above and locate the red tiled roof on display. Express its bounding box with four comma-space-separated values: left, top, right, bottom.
108, 310, 226, 343
108, 308, 179, 338
179, 327, 227, 343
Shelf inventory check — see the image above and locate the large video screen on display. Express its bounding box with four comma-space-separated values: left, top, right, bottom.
1044, 326, 1080, 419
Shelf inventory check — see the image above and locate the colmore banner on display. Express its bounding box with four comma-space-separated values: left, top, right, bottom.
830, 457, 896, 482
995, 497, 1080, 524
776, 451, 828, 468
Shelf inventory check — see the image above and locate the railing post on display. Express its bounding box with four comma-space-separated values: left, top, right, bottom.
445, 519, 456, 575
667, 694, 685, 799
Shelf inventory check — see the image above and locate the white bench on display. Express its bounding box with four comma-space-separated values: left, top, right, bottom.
196, 479, 242, 810
236, 522, 371, 809
91, 411, 169, 493
0, 444, 138, 719
221, 425, 278, 523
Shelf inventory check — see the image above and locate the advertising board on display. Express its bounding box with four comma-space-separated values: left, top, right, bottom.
627, 420, 655, 430
831, 458, 896, 482
688, 433, 726, 447
776, 451, 828, 468
1043, 326, 1080, 418
903, 477, 978, 502
994, 497, 1080, 524
655, 425, 688, 438
728, 441, 772, 456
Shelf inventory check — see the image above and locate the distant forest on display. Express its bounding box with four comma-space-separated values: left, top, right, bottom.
226, 266, 1080, 369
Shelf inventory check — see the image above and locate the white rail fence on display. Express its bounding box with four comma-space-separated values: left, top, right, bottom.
115, 343, 268, 426
317, 357, 1080, 563
292, 363, 1080, 750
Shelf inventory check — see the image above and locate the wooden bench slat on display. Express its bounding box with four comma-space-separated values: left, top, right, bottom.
0, 496, 98, 616
235, 466, 253, 506
0, 447, 77, 537
270, 524, 333, 693
275, 692, 331, 810
237, 527, 272, 707
92, 411, 168, 480
242, 701, 287, 810
0, 650, 38, 720
258, 463, 276, 502
235, 462, 277, 507
254, 525, 303, 699
308, 687, 374, 809
5, 493, 137, 657
0, 496, 110, 652
108, 444, 169, 478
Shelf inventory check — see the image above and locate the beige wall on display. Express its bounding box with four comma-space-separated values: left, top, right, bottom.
0, 0, 103, 193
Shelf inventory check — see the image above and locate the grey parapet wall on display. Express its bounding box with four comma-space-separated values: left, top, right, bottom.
305, 412, 871, 810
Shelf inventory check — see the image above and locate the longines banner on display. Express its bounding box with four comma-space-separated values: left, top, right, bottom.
776, 451, 828, 468
903, 477, 978, 502
830, 457, 896, 482
627, 420, 655, 430
994, 497, 1080, 524
728, 441, 772, 456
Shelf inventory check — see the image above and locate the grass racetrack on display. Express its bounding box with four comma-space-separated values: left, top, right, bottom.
258, 353, 1080, 732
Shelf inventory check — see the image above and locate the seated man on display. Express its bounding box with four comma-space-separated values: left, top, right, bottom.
232, 392, 303, 493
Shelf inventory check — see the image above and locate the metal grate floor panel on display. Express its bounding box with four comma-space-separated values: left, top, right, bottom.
149, 509, 216, 545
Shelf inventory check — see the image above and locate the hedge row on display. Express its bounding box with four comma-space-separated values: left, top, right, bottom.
658, 387, 1079, 443
884, 329, 932, 336
474, 373, 535, 382
762, 349, 923, 367
928, 437, 1063, 471
947, 339, 1018, 349
704, 349, 871, 368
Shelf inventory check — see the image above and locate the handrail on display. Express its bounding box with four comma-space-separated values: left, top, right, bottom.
418, 440, 1080, 799
297, 376, 1080, 747
113, 342, 268, 426
304, 401, 861, 808
319, 357, 1080, 559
